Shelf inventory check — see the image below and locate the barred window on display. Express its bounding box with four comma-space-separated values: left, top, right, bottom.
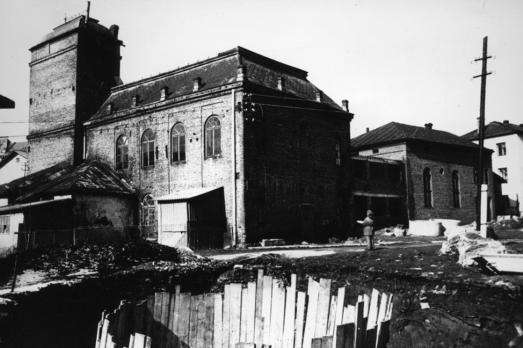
141, 129, 155, 168
423, 167, 433, 208
141, 194, 155, 226
171, 123, 186, 163
115, 135, 129, 169
205, 116, 221, 158
452, 170, 461, 208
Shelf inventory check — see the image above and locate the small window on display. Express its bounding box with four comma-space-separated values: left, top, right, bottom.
115, 135, 129, 169
107, 103, 113, 115
141, 194, 155, 227
132, 95, 139, 107
0, 215, 10, 234
205, 116, 221, 158
171, 123, 186, 163
423, 167, 433, 208
141, 129, 155, 168
452, 170, 461, 208
496, 142, 506, 156
372, 148, 379, 154
160, 87, 168, 101
499, 167, 508, 182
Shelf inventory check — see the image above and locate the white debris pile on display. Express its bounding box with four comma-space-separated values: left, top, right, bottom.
440, 231, 506, 266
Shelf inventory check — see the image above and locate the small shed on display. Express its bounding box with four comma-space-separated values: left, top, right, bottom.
156, 187, 225, 249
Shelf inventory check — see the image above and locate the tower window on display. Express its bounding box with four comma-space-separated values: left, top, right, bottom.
107, 103, 114, 115
423, 167, 433, 208
141, 129, 155, 168
115, 135, 129, 169
205, 116, 221, 158
171, 123, 186, 163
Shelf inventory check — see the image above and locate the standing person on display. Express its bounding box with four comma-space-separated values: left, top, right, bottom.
357, 210, 375, 250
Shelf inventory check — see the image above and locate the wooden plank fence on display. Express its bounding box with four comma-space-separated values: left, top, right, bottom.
95, 270, 394, 348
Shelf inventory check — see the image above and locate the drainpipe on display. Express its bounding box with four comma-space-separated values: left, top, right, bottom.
232, 89, 237, 247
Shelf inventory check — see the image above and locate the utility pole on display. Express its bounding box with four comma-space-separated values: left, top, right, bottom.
473, 36, 492, 232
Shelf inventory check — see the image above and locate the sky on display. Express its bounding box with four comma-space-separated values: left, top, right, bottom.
1, 0, 522, 143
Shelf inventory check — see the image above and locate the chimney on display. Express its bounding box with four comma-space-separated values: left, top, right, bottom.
315, 89, 323, 103
237, 65, 245, 82
366, 127, 370, 133
277, 77, 285, 91
424, 123, 433, 130
193, 77, 202, 92
503, 120, 509, 124
109, 25, 119, 39
341, 100, 349, 112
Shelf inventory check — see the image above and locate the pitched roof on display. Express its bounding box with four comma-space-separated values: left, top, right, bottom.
462, 121, 523, 141
352, 122, 479, 150
0, 161, 134, 203
88, 46, 340, 123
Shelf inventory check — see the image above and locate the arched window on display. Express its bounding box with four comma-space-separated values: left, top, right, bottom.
423, 167, 433, 208
141, 194, 155, 227
205, 116, 221, 158
141, 129, 155, 168
452, 170, 461, 208
171, 123, 186, 163
115, 135, 129, 169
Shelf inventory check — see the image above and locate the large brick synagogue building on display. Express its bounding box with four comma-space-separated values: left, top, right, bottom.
22, 15, 353, 248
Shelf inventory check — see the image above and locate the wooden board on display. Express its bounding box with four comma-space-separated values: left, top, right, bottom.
269, 280, 285, 347
240, 287, 249, 343
196, 294, 208, 347
294, 291, 306, 348
327, 295, 337, 336
335, 323, 355, 348
223, 284, 231, 348
133, 333, 146, 348
282, 284, 296, 348
188, 294, 201, 347
230, 283, 243, 347
332, 287, 346, 348
315, 278, 332, 338
354, 300, 364, 348
204, 294, 215, 348
245, 282, 256, 343
261, 276, 273, 345
303, 278, 319, 348
254, 269, 264, 347
321, 336, 333, 348
146, 296, 155, 337
177, 293, 191, 347
214, 293, 223, 348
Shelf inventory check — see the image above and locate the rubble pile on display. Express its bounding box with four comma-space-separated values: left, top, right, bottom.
2, 240, 204, 279
440, 231, 506, 267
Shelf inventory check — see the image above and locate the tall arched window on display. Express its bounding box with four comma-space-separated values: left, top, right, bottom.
171, 123, 186, 163
141, 194, 155, 227
141, 129, 155, 168
452, 170, 461, 208
423, 167, 433, 208
205, 116, 221, 158
115, 135, 129, 169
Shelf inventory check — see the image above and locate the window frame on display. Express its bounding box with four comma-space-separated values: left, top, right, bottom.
452, 170, 461, 208
499, 167, 508, 182
141, 194, 156, 227
141, 129, 155, 168
204, 115, 222, 159
115, 135, 129, 170
171, 123, 186, 164
496, 142, 506, 156
423, 167, 433, 208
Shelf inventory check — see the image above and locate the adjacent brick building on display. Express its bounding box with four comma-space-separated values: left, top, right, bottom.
26, 15, 352, 248
352, 122, 495, 225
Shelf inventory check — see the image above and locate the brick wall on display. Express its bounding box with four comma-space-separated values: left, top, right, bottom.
243, 100, 350, 243
28, 132, 75, 172
86, 92, 239, 245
